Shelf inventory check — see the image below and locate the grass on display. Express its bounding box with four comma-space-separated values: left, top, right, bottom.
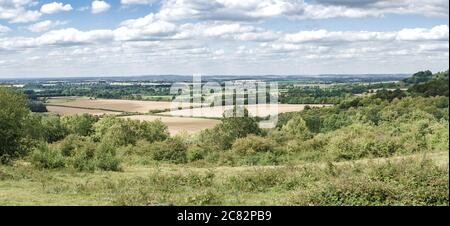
0, 151, 448, 206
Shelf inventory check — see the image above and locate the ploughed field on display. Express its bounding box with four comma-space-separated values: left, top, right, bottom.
46, 106, 121, 116
46, 97, 172, 114
121, 115, 220, 135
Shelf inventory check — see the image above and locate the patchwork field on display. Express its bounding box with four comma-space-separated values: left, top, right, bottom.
160, 104, 331, 118
46, 106, 121, 116
122, 115, 220, 135
46, 97, 172, 113
45, 97, 329, 135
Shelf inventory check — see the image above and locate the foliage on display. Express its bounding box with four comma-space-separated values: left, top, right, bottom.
0, 88, 30, 161
30, 143, 65, 169
62, 114, 98, 136
281, 115, 312, 140
403, 70, 434, 84
94, 116, 169, 146
30, 135, 121, 172
149, 138, 187, 164
27, 101, 48, 113
409, 70, 449, 97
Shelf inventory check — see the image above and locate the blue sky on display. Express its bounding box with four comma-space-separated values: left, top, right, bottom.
0, 0, 449, 78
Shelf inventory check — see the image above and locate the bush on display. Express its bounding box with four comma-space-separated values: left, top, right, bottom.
69, 146, 97, 172
232, 135, 276, 156
30, 136, 121, 172
138, 119, 170, 143
281, 115, 312, 140
187, 146, 207, 162
31, 143, 65, 169
197, 110, 263, 151
62, 114, 98, 136
54, 134, 94, 157
95, 142, 122, 171
0, 88, 29, 159
28, 100, 47, 112
94, 116, 169, 147
149, 138, 187, 164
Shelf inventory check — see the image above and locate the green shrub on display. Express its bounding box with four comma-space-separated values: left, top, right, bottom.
149, 138, 187, 164
138, 119, 170, 143
187, 146, 207, 162
69, 147, 97, 172
232, 135, 276, 156
94, 116, 169, 147
281, 115, 312, 140
31, 143, 65, 169
62, 114, 97, 136
95, 142, 122, 171
0, 87, 29, 159
31, 136, 121, 172
226, 169, 286, 192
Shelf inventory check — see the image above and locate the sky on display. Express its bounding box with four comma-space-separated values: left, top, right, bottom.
0, 0, 449, 78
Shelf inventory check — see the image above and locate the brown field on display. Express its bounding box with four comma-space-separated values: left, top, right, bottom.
159, 104, 331, 118
122, 115, 220, 135
46, 97, 172, 113
46, 106, 121, 116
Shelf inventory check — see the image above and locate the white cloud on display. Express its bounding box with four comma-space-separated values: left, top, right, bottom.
0, 28, 114, 51
121, 0, 158, 5
283, 25, 449, 43
0, 0, 42, 23
40, 2, 73, 14
1, 0, 448, 77
298, 0, 449, 19
418, 43, 449, 52
157, 0, 304, 21
27, 20, 66, 32
114, 13, 177, 41
151, 0, 448, 22
172, 22, 280, 42
284, 29, 395, 43
36, 28, 114, 45
396, 25, 449, 41
0, 24, 11, 33
91, 1, 111, 14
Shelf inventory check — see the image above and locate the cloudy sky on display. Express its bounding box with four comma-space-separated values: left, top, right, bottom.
0, 0, 449, 78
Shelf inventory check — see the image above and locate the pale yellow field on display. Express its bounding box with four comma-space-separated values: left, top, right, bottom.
122, 115, 220, 135
47, 97, 172, 113
159, 104, 331, 118
46, 106, 121, 116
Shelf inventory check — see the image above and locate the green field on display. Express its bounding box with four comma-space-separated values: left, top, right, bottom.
1, 151, 447, 206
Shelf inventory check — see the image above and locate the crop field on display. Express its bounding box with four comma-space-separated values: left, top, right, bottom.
122, 115, 220, 135
46, 97, 173, 113
46, 106, 121, 116
160, 104, 332, 118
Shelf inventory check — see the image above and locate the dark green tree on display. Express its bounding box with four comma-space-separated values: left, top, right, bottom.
0, 88, 30, 160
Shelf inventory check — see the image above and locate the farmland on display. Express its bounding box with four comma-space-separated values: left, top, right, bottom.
160, 104, 332, 118
122, 115, 220, 135
46, 97, 172, 114
0, 70, 449, 206
46, 106, 121, 116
